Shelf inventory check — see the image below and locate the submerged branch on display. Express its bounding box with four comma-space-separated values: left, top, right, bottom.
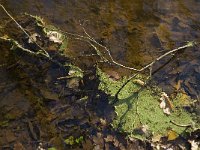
0, 4, 197, 104
74, 28, 197, 102
0, 4, 50, 58
71, 27, 197, 74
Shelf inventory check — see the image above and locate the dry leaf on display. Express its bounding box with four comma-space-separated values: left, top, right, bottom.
159, 92, 174, 115
133, 79, 145, 86
174, 80, 182, 91
152, 134, 162, 142
163, 108, 171, 115
167, 130, 178, 141
189, 140, 199, 150
68, 70, 76, 75
104, 135, 114, 142
141, 125, 149, 133
47, 31, 62, 43
100, 118, 107, 126
162, 93, 174, 110
28, 33, 39, 43
160, 100, 166, 109
14, 142, 25, 150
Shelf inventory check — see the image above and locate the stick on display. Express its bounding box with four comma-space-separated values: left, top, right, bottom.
170, 120, 192, 127
78, 27, 196, 73
138, 41, 196, 72
0, 4, 50, 58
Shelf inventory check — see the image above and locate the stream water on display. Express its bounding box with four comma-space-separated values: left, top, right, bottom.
1, 0, 200, 96
0, 0, 200, 149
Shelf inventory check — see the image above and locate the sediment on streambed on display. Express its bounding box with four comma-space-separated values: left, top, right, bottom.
0, 13, 199, 150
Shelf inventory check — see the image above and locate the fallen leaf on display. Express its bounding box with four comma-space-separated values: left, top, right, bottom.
141, 125, 149, 133
47, 31, 63, 44
160, 100, 166, 109
13, 142, 25, 150
152, 134, 162, 142
163, 108, 171, 115
159, 92, 173, 115
174, 80, 182, 91
100, 118, 107, 126
167, 130, 178, 141
104, 135, 114, 142
189, 140, 199, 150
133, 79, 145, 86
28, 33, 39, 43
161, 92, 174, 110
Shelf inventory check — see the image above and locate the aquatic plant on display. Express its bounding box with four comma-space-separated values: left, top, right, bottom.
97, 67, 199, 140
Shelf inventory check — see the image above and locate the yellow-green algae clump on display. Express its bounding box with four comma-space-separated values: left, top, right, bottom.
97, 68, 199, 140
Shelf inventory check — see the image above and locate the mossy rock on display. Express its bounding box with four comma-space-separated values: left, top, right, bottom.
97, 68, 199, 140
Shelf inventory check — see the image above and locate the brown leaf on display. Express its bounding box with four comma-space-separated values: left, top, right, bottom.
14, 142, 25, 150
174, 80, 182, 91
5, 130, 16, 143
82, 139, 93, 150
104, 135, 114, 142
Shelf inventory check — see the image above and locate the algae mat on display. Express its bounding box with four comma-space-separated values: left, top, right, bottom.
97, 68, 199, 140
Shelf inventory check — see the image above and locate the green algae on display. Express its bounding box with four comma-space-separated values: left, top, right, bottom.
48, 148, 57, 150
64, 136, 84, 145
0, 121, 9, 127
97, 67, 199, 140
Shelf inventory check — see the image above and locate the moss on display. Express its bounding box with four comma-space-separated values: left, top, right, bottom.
48, 148, 57, 150
97, 67, 199, 140
0, 121, 9, 127
65, 64, 84, 78
97, 67, 142, 99
64, 136, 84, 145
4, 113, 17, 120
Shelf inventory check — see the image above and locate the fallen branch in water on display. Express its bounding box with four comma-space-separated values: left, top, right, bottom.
64, 28, 197, 101
0, 4, 50, 58
1, 4, 198, 103
67, 28, 197, 102
64, 26, 197, 74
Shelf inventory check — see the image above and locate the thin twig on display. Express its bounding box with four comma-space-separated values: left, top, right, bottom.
86, 33, 140, 71
138, 42, 195, 72
64, 28, 196, 102
170, 120, 192, 127
78, 27, 196, 73
0, 4, 50, 57
0, 37, 36, 55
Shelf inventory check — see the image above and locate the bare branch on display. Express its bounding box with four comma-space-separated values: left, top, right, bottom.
78, 27, 196, 73
0, 4, 50, 58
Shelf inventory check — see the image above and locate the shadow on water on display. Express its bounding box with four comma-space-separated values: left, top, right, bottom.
1, 1, 200, 96
0, 0, 200, 149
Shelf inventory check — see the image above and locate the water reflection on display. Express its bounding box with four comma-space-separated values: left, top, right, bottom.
0, 0, 200, 97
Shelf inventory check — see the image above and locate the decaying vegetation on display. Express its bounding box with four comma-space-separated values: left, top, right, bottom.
0, 4, 199, 150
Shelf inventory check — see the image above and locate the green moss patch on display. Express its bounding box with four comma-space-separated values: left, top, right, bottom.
97, 68, 199, 140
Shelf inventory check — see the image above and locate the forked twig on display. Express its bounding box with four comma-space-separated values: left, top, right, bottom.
0, 4, 50, 57
78, 27, 196, 74
1, 4, 197, 103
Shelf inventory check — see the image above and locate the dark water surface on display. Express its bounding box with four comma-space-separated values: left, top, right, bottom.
1, 0, 200, 96
0, 0, 200, 149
